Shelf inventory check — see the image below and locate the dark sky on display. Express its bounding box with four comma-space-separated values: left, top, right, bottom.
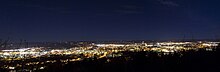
0, 0, 220, 41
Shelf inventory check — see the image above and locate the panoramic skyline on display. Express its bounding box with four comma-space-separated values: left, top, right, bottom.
0, 0, 220, 41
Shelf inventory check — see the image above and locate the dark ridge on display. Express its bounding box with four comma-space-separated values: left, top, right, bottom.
35, 48, 220, 72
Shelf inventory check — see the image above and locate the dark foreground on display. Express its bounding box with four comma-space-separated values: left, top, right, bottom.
1, 48, 220, 72
46, 49, 220, 72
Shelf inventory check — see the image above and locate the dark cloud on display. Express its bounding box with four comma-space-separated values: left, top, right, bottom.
120, 5, 143, 10
114, 5, 144, 14
158, 0, 179, 6
115, 10, 143, 14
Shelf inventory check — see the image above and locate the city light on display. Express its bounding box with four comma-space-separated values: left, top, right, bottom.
0, 41, 219, 71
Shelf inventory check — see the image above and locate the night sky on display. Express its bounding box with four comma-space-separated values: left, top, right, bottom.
0, 0, 220, 41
